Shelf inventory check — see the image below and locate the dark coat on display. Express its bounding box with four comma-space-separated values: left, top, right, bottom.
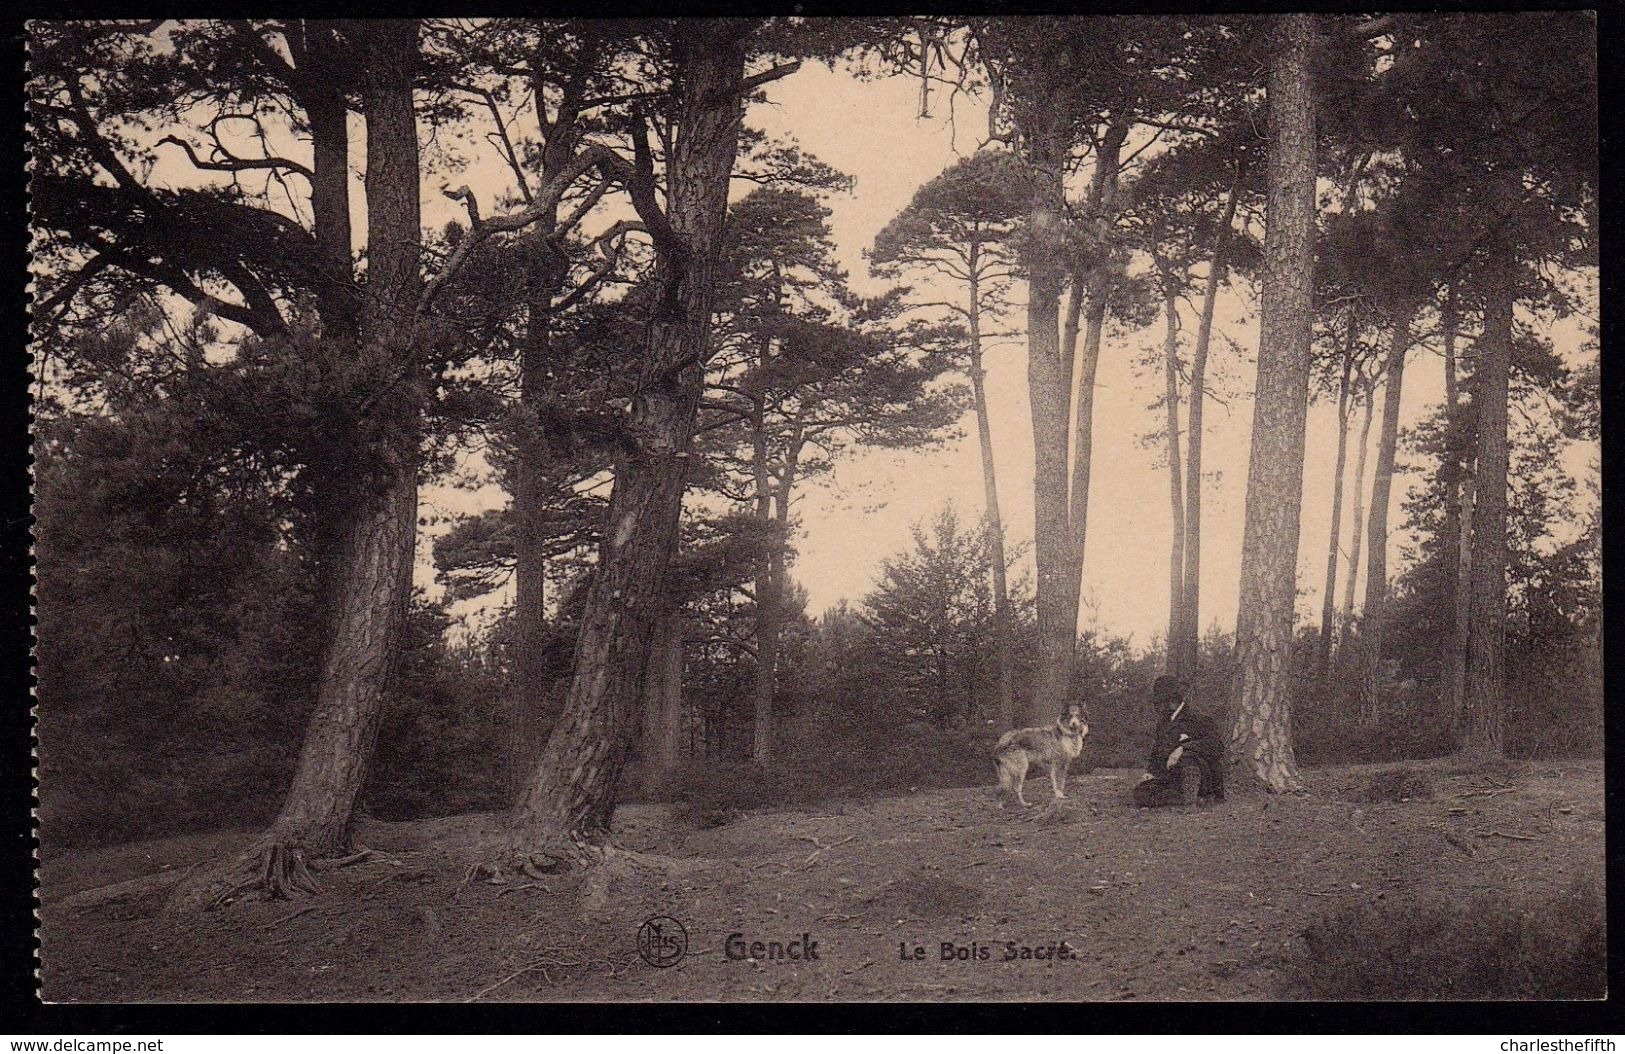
1145, 705, 1225, 800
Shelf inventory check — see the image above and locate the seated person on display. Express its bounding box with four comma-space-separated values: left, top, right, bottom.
1132, 674, 1225, 807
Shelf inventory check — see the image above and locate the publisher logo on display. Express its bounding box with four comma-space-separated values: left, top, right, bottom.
637, 915, 689, 968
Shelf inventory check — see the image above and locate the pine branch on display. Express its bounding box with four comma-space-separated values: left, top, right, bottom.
157, 134, 314, 181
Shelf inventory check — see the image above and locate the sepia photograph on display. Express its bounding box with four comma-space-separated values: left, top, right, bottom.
26, 13, 1602, 1007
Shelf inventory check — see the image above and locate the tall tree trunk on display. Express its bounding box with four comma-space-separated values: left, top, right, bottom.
509, 338, 554, 798
1437, 287, 1468, 730
1454, 475, 1476, 729
967, 245, 1015, 730
750, 594, 780, 762
642, 612, 685, 783
296, 21, 364, 637
1338, 382, 1376, 651
1359, 306, 1416, 725
1174, 178, 1239, 680
507, 66, 596, 791
172, 19, 426, 908
1228, 14, 1317, 793
749, 360, 778, 763
1461, 252, 1514, 757
1317, 323, 1357, 683
1161, 291, 1185, 667
753, 516, 788, 763
1023, 111, 1074, 728
1060, 124, 1127, 697
501, 25, 748, 871
508, 62, 591, 792
300, 22, 358, 340
1056, 278, 1089, 639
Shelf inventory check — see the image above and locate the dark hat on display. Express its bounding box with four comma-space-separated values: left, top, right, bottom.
1151, 674, 1184, 706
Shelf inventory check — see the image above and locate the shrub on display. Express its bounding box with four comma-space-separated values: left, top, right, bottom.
1277, 879, 1604, 999
1291, 628, 1456, 767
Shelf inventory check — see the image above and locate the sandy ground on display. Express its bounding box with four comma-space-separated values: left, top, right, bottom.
37, 758, 1604, 1003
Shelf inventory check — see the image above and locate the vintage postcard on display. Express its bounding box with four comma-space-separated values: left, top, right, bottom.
26, 14, 1601, 1011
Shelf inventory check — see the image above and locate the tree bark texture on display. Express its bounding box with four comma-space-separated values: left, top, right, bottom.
1228, 14, 1318, 793
1454, 476, 1476, 730
269, 17, 425, 856
752, 531, 783, 763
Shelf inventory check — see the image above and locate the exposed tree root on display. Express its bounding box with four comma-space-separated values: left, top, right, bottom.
166, 838, 359, 913
309, 845, 399, 872
475, 830, 692, 902
53, 862, 200, 914
476, 830, 609, 885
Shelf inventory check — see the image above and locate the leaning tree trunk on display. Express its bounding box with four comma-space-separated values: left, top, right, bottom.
171, 19, 426, 908
1160, 290, 1186, 668
1338, 381, 1376, 653
1022, 110, 1076, 729
968, 248, 1016, 730
1359, 307, 1415, 726
1317, 335, 1356, 684
1461, 251, 1514, 757
1174, 178, 1239, 680
500, 25, 748, 872
1229, 14, 1318, 794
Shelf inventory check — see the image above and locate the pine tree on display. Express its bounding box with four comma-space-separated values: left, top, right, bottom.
871, 150, 1027, 728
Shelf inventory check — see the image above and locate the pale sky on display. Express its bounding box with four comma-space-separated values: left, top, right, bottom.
723, 62, 1594, 647
328, 54, 1594, 649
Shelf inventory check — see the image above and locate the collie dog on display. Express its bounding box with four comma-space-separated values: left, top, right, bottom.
993, 704, 1089, 808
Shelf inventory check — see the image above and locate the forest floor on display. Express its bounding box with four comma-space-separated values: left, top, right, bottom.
38, 756, 1604, 1003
